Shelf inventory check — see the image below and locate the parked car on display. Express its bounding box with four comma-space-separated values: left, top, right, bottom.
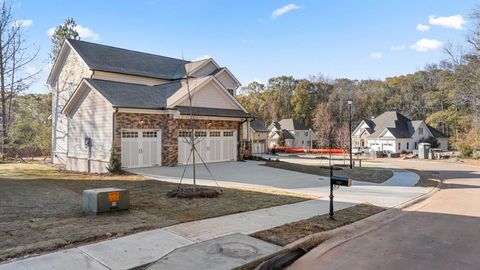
352, 146, 370, 155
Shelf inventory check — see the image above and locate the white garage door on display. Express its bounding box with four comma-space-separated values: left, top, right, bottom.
253, 142, 265, 154
121, 129, 161, 168
178, 130, 237, 165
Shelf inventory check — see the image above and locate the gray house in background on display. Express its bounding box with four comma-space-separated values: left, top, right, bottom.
268, 119, 314, 148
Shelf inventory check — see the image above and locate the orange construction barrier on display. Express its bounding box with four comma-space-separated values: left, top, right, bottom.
268, 147, 346, 154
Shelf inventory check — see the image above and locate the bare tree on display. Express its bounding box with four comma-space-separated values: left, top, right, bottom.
0, 1, 39, 157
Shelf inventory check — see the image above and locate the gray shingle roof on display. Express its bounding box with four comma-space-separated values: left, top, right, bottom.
85, 78, 180, 109
426, 125, 448, 138
278, 119, 309, 130
368, 111, 447, 139
175, 106, 250, 118
250, 119, 269, 132
268, 121, 281, 130
69, 39, 189, 80
275, 130, 295, 139
369, 111, 414, 138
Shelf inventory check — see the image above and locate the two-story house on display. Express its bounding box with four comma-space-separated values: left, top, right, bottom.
268, 119, 314, 148
48, 39, 252, 173
352, 111, 448, 153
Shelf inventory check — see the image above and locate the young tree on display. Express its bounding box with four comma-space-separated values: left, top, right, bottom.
0, 1, 39, 158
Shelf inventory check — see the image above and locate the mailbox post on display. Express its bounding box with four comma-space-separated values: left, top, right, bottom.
328, 166, 352, 220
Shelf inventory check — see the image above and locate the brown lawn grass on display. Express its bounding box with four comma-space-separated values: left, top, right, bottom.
0, 162, 313, 261
252, 203, 385, 246
262, 161, 393, 183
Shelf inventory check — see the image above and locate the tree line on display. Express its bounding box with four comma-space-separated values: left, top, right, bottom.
237, 10, 480, 157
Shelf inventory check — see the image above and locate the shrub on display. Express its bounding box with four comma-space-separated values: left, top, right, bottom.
106, 145, 122, 174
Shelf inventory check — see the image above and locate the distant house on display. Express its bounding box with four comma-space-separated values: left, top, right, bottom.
352, 111, 448, 153
249, 119, 269, 154
268, 119, 314, 148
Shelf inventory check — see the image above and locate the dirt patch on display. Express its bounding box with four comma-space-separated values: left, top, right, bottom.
252, 204, 385, 246
0, 162, 309, 262
262, 161, 393, 183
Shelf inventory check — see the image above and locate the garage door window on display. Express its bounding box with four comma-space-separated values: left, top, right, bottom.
195, 131, 207, 137
122, 131, 138, 138
179, 130, 192, 137
223, 131, 234, 137
143, 131, 158, 138
210, 131, 221, 137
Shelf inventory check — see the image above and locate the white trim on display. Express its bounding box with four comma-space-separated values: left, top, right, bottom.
117, 108, 176, 114
62, 79, 113, 116
174, 114, 244, 121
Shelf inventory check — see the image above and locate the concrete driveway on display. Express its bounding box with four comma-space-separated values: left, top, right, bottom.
128, 160, 431, 208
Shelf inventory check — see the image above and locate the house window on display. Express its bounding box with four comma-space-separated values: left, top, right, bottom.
398, 142, 401, 150
415, 142, 418, 149
418, 127, 423, 135
407, 142, 409, 150
305, 132, 309, 136
302, 140, 304, 145
122, 131, 138, 138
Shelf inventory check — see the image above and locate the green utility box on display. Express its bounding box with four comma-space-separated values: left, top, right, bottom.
82, 188, 130, 214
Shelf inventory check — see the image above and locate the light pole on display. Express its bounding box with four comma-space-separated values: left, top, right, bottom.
348, 99, 353, 169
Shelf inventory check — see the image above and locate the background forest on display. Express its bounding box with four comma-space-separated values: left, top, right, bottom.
237, 9, 480, 157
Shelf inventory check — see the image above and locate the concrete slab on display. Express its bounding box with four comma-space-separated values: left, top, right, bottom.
147, 233, 283, 270
383, 169, 420, 186
0, 249, 108, 270
165, 199, 354, 242
78, 229, 193, 270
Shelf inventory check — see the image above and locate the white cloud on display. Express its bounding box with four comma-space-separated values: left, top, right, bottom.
271, 3, 300, 19
24, 65, 38, 75
75, 25, 100, 40
47, 24, 100, 41
194, 55, 212, 61
416, 23, 430, 32
428, 15, 466, 30
12, 19, 33, 28
390, 45, 405, 51
370, 52, 382, 59
410, 38, 443, 52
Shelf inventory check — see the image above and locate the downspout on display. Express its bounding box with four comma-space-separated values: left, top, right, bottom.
112, 107, 118, 160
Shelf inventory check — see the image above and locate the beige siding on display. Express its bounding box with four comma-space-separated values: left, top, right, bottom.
191, 61, 217, 77
92, 71, 169, 85
179, 81, 238, 109
51, 46, 91, 163
68, 87, 114, 163
215, 70, 239, 91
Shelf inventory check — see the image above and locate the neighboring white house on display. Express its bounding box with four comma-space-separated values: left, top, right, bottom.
352, 111, 448, 154
48, 39, 252, 173
268, 119, 314, 148
249, 119, 269, 154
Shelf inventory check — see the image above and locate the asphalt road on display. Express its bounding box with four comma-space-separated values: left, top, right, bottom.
290, 159, 480, 270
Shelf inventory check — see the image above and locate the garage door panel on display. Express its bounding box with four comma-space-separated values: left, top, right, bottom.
178, 129, 237, 165
121, 130, 161, 169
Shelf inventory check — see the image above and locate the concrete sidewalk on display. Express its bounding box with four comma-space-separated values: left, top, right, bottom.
0, 199, 352, 270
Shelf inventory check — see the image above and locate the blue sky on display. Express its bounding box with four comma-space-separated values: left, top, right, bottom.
13, 0, 479, 93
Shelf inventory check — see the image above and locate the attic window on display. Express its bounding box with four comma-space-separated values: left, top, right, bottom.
418, 127, 423, 135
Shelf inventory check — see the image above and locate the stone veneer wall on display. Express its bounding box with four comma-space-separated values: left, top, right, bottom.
114, 112, 251, 167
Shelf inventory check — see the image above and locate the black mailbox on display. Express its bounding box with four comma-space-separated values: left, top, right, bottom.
331, 175, 352, 187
